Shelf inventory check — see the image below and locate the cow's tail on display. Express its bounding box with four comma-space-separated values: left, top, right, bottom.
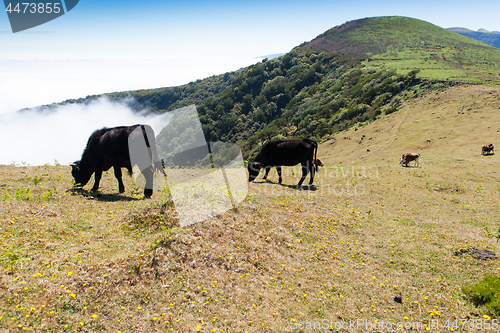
141, 125, 166, 176
152, 145, 166, 176
314, 140, 318, 173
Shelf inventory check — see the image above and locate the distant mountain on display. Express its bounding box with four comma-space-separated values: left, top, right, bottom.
301, 16, 500, 83
303, 17, 492, 56
447, 27, 500, 49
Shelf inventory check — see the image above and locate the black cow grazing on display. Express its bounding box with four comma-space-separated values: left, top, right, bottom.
248, 138, 318, 186
71, 125, 164, 198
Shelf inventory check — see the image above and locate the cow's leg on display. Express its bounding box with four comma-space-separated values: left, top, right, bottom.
142, 166, 154, 198
91, 169, 102, 192
114, 166, 125, 193
308, 160, 315, 185
297, 164, 308, 186
276, 166, 283, 184
263, 166, 271, 181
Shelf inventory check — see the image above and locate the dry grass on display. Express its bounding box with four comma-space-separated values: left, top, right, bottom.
1, 85, 500, 332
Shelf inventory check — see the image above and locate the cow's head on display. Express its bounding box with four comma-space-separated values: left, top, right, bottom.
71, 161, 92, 188
399, 154, 405, 165
247, 162, 263, 182
314, 158, 324, 167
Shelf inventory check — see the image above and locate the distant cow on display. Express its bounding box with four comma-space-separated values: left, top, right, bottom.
248, 138, 318, 186
399, 153, 420, 167
481, 143, 494, 155
71, 125, 164, 198
314, 158, 324, 171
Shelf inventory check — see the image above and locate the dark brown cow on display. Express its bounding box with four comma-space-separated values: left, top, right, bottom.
481, 143, 494, 155
248, 138, 318, 186
71, 125, 164, 198
399, 153, 420, 167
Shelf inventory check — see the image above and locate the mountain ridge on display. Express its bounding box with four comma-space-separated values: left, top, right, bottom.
447, 27, 500, 49
302, 16, 493, 56
299, 16, 500, 84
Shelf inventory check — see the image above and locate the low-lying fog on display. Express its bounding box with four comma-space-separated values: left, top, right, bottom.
0, 97, 167, 166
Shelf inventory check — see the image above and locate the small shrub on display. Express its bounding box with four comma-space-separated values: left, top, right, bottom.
122, 202, 177, 232
32, 175, 44, 185
0, 247, 22, 269
485, 225, 500, 243
462, 276, 500, 315
1, 189, 10, 200
41, 187, 57, 200
15, 187, 31, 201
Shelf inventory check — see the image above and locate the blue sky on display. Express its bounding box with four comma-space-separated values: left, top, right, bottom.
1, 0, 500, 164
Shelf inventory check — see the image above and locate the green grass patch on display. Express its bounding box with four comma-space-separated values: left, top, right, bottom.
463, 276, 500, 315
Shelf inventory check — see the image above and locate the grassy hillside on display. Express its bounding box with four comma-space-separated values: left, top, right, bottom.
1, 85, 499, 331
303, 16, 500, 84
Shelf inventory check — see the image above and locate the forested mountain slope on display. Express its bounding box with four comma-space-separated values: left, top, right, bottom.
52, 17, 500, 159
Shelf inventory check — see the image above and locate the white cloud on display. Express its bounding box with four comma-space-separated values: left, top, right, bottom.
0, 53, 261, 166
0, 97, 159, 166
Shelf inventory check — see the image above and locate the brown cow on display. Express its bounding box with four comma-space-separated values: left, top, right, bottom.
481, 143, 494, 155
399, 153, 420, 167
313, 158, 324, 171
